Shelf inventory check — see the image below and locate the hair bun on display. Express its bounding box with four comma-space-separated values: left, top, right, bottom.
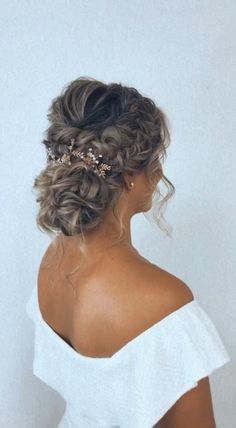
33, 76, 174, 238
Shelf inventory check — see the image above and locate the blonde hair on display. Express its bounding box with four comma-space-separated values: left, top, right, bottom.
32, 77, 175, 292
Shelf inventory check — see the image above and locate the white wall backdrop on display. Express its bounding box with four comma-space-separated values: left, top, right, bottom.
0, 0, 235, 427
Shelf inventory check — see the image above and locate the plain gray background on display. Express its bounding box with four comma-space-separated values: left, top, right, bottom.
0, 1, 235, 427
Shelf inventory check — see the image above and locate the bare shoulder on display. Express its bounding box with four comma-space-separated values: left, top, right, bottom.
134, 261, 195, 322
151, 265, 194, 304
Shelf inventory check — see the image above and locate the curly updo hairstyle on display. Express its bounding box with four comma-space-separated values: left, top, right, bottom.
33, 77, 175, 286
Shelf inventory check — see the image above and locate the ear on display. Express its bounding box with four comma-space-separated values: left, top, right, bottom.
122, 172, 135, 190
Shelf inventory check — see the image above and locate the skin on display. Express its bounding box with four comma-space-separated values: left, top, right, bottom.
38, 168, 217, 427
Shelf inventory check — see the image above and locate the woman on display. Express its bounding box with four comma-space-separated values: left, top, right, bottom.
26, 77, 230, 428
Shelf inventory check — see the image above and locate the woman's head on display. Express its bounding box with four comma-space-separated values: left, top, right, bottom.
33, 77, 175, 281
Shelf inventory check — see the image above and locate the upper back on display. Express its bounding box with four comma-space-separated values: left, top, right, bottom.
31, 238, 229, 428
37, 236, 194, 359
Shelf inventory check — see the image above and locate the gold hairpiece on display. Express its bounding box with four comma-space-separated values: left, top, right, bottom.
46, 138, 112, 178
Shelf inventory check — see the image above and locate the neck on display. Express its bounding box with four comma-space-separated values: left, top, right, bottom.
58, 209, 134, 253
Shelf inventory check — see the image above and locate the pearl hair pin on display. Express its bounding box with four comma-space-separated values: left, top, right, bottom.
46, 138, 112, 178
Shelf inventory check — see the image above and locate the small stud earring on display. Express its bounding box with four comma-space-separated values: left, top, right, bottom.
129, 181, 134, 187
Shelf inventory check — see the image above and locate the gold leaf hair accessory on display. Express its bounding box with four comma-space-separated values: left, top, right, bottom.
46, 138, 112, 178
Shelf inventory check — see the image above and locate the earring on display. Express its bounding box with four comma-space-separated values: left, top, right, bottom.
129, 181, 134, 187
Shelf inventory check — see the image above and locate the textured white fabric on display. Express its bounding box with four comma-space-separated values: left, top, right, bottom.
26, 284, 230, 428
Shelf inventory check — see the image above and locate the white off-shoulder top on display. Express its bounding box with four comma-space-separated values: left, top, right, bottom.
25, 284, 230, 428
